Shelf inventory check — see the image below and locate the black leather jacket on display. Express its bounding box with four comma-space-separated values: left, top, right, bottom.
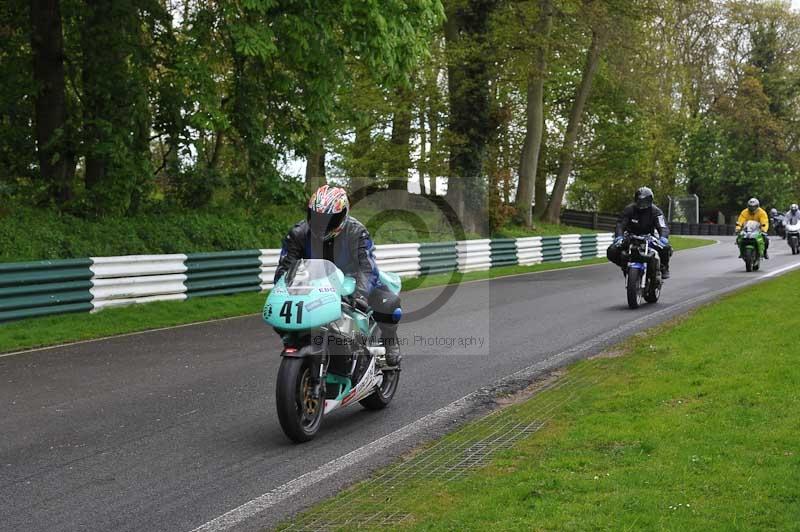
274, 216, 379, 298
615, 204, 670, 239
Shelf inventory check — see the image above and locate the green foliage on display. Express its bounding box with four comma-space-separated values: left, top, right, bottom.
0, 205, 304, 262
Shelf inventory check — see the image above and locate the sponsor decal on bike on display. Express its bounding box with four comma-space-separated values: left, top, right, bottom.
306, 294, 338, 312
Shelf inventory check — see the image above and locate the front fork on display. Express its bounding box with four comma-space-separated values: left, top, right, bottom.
282, 330, 328, 402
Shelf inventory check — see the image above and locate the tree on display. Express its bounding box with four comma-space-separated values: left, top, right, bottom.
30, 0, 75, 204
445, 0, 500, 233
514, 0, 553, 227
542, 23, 605, 223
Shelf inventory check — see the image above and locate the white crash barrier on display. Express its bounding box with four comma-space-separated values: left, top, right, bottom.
456, 239, 492, 273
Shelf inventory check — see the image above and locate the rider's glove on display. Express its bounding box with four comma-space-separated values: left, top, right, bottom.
353, 296, 370, 313
660, 237, 669, 246
614, 236, 624, 246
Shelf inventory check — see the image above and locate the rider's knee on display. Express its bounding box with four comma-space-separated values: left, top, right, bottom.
606, 244, 622, 265
369, 288, 401, 324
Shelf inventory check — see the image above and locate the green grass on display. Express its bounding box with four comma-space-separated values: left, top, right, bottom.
283, 264, 800, 531
493, 221, 597, 238
0, 236, 712, 354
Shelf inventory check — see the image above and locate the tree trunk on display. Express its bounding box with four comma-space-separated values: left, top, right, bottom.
418, 102, 428, 196
532, 113, 549, 219
543, 29, 605, 224
30, 0, 74, 204
427, 97, 439, 196
514, 0, 552, 227
444, 0, 497, 235
349, 123, 372, 201
388, 86, 412, 207
304, 139, 326, 194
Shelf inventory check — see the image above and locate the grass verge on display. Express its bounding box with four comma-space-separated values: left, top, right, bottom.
0, 236, 712, 354
281, 266, 800, 531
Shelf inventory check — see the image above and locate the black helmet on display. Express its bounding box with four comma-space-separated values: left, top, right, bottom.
634, 187, 654, 211
747, 198, 759, 213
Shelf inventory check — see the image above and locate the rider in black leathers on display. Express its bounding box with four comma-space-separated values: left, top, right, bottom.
606, 187, 673, 279
275, 185, 402, 366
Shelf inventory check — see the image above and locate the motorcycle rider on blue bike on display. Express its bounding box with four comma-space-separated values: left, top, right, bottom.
606, 187, 672, 279
274, 185, 402, 367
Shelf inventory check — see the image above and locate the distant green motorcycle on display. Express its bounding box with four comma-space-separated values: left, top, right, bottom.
737, 220, 765, 272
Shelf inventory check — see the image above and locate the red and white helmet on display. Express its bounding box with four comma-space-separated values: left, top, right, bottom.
307, 185, 350, 240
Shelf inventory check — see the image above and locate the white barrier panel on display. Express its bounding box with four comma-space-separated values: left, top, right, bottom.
515, 237, 543, 266
456, 239, 491, 273
375, 243, 420, 278
560, 235, 582, 262
92, 292, 187, 311
596, 233, 614, 257
259, 249, 282, 290
90, 254, 187, 278
90, 255, 189, 311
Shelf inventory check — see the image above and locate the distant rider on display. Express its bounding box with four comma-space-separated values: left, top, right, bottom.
769, 208, 785, 239
785, 204, 800, 227
736, 198, 770, 259
274, 185, 402, 366
606, 187, 672, 279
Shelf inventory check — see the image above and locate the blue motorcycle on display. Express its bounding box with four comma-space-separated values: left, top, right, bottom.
264, 259, 401, 442
623, 234, 663, 309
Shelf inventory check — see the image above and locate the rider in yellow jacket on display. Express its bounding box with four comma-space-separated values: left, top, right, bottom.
736, 198, 770, 258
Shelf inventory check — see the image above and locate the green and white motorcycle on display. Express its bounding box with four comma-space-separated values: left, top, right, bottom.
264, 259, 401, 443
737, 220, 766, 272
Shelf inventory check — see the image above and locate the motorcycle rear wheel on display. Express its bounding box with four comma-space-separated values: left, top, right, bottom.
276, 357, 324, 443
360, 370, 400, 410
644, 274, 661, 303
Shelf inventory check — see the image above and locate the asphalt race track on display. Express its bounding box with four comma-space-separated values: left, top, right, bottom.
2, 237, 799, 532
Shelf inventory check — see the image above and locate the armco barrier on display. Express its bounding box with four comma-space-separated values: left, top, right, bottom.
490, 239, 518, 268
596, 233, 614, 257
418, 242, 458, 274
0, 259, 94, 321
559, 235, 582, 262
184, 250, 262, 298
579, 234, 598, 259
541, 236, 562, 262
258, 249, 281, 291
516, 237, 543, 266
0, 232, 615, 322
374, 244, 421, 278
90, 254, 187, 310
456, 239, 492, 273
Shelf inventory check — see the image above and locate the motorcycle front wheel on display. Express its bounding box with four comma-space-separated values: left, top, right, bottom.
744, 248, 754, 272
627, 268, 645, 309
276, 357, 324, 443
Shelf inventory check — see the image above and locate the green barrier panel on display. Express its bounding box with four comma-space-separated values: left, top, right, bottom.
490, 239, 517, 267
0, 258, 94, 322
184, 250, 262, 298
541, 236, 562, 262
0, 302, 94, 322
419, 242, 458, 274
580, 234, 599, 259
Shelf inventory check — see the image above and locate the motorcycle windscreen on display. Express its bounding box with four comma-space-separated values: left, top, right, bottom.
742, 220, 761, 235
263, 259, 344, 330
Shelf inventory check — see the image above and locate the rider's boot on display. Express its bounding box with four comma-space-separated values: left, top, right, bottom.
381, 332, 401, 368
661, 265, 670, 279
